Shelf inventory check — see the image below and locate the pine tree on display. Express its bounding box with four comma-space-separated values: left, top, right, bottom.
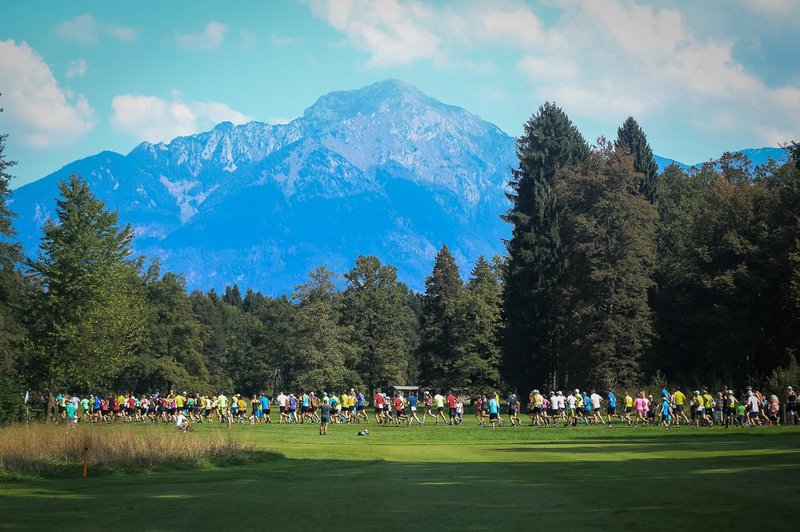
461, 256, 502, 391
616, 117, 659, 202
555, 141, 657, 387
223, 284, 243, 308
290, 266, 358, 390
418, 245, 467, 389
0, 110, 26, 379
342, 256, 417, 387
502, 102, 589, 390
247, 295, 295, 394
27, 175, 146, 390
189, 289, 229, 379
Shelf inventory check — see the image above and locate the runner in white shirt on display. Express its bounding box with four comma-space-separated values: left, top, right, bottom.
566, 392, 577, 427
747, 392, 760, 425
277, 392, 289, 423
590, 389, 604, 424
175, 412, 190, 431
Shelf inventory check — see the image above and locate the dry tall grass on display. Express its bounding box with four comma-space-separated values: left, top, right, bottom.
0, 423, 271, 477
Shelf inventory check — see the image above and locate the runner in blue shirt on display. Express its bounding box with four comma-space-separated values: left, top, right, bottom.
407, 394, 421, 426
260, 394, 271, 424
289, 394, 298, 423
606, 389, 617, 426
488, 396, 501, 429
659, 398, 672, 429
355, 391, 369, 423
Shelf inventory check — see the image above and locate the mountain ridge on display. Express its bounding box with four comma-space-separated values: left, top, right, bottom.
9, 80, 790, 292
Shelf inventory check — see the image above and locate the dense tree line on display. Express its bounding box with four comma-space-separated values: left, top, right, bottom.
503, 102, 800, 393
0, 102, 799, 421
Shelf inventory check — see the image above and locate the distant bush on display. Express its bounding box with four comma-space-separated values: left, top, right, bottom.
0, 423, 280, 478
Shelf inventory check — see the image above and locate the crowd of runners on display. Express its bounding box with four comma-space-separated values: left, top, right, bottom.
49, 385, 800, 434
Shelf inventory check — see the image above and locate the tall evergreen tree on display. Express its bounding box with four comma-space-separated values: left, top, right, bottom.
502, 102, 589, 390
27, 176, 146, 390
218, 301, 268, 395
461, 256, 502, 391
555, 142, 657, 387
418, 245, 467, 389
248, 295, 295, 394
290, 266, 357, 390
189, 289, 229, 383
616, 117, 659, 202
223, 284, 243, 309
0, 111, 26, 379
342, 256, 417, 387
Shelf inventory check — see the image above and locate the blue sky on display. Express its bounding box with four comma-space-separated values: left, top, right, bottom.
1, 0, 798, 188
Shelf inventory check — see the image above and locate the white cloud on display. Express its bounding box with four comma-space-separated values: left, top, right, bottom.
309, 0, 799, 149
110, 92, 252, 143
527, 0, 798, 144
308, 0, 547, 66
0, 40, 94, 148
176, 21, 227, 51
106, 23, 138, 43
269, 32, 300, 47
240, 30, 257, 50
309, 0, 443, 66
65, 58, 88, 79
56, 13, 138, 44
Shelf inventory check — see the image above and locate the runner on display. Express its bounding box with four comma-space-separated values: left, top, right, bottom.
487, 394, 501, 429
433, 391, 447, 426
672, 388, 690, 426
393, 393, 406, 426
420, 391, 432, 425
623, 391, 634, 426
786, 387, 798, 425
565, 390, 577, 427
507, 391, 519, 427
474, 394, 484, 426
605, 388, 616, 426
260, 393, 271, 424
589, 389, 603, 424
658, 395, 672, 429
319, 396, 331, 435
65, 396, 77, 427
374, 388, 385, 424
355, 389, 369, 423
768, 394, 781, 425
407, 393, 421, 426
746, 391, 760, 426
702, 389, 715, 426
446, 390, 457, 426
634, 391, 648, 426
725, 390, 737, 428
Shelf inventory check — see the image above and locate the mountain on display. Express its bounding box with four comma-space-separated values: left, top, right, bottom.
655, 147, 788, 173
10, 80, 516, 292
10, 80, 791, 293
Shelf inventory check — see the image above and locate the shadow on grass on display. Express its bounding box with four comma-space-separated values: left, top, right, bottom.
1, 446, 798, 531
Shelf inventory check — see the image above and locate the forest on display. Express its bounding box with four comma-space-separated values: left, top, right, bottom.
1, 103, 799, 421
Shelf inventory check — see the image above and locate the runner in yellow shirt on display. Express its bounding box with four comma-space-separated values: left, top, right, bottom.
672, 389, 690, 425
623, 392, 634, 426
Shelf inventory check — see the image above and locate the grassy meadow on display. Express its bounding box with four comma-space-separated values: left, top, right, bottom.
1, 420, 798, 531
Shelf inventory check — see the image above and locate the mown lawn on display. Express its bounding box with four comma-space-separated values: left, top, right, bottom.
1, 421, 798, 531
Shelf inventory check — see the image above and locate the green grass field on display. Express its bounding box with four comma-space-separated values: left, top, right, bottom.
1, 421, 798, 531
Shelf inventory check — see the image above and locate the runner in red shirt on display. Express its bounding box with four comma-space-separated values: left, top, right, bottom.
374, 388, 386, 424
393, 394, 406, 426
446, 392, 457, 425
